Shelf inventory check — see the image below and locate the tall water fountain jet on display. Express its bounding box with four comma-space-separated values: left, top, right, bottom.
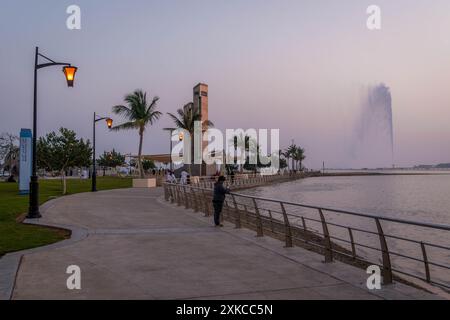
353, 84, 394, 168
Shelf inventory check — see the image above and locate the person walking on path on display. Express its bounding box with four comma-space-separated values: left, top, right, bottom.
212, 176, 230, 227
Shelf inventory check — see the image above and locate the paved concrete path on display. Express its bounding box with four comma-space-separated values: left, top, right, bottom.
3, 188, 440, 299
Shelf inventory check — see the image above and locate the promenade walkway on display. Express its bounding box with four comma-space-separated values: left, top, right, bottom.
0, 188, 440, 299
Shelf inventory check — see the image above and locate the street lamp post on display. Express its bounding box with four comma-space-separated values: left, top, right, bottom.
169, 130, 174, 172
92, 112, 113, 192
27, 47, 78, 219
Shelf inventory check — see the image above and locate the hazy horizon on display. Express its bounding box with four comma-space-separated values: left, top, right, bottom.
1, 0, 450, 169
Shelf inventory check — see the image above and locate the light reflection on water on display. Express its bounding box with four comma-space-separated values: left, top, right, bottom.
241, 174, 450, 287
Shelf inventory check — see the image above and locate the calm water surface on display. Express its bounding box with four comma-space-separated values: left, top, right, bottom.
244, 174, 450, 225
241, 174, 450, 287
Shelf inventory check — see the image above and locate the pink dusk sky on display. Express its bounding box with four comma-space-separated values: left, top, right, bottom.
1, 0, 450, 169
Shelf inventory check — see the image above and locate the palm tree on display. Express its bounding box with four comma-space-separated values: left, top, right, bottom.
292, 146, 306, 171
281, 150, 290, 171
111, 90, 162, 178
278, 150, 288, 170
298, 147, 306, 171
229, 133, 257, 173
167, 103, 214, 174
287, 144, 297, 170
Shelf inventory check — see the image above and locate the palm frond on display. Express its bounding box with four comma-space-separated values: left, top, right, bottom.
112, 90, 161, 129
110, 121, 139, 131
167, 112, 186, 130
112, 105, 133, 118
177, 107, 186, 118
203, 120, 214, 128
148, 110, 163, 125
147, 96, 160, 111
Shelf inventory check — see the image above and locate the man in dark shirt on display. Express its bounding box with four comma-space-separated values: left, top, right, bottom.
212, 176, 230, 227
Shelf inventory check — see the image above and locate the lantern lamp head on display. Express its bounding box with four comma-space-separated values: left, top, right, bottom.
62, 66, 78, 87
106, 118, 113, 129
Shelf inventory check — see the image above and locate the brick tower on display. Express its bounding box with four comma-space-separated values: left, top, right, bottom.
193, 83, 210, 175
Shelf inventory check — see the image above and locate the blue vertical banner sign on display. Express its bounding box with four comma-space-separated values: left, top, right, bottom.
19, 129, 32, 195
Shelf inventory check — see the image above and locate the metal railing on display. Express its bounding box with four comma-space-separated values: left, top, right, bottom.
191, 172, 304, 189
164, 182, 450, 290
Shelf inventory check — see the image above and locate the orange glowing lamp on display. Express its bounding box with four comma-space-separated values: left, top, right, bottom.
62, 66, 78, 87
106, 118, 113, 129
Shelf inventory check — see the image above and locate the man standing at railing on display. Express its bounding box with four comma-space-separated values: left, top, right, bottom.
213, 176, 230, 227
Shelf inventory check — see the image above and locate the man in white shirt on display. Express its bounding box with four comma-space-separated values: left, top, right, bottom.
166, 170, 177, 183
170, 172, 177, 184
180, 170, 188, 185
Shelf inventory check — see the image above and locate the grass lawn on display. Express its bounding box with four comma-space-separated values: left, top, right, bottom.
0, 177, 132, 257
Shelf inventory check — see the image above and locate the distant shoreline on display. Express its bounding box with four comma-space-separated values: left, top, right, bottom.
312, 171, 450, 177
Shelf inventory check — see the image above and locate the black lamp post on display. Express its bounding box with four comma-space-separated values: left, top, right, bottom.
27, 47, 78, 219
92, 112, 113, 192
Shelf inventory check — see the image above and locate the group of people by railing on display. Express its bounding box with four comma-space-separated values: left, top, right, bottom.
158, 168, 309, 188
165, 169, 192, 185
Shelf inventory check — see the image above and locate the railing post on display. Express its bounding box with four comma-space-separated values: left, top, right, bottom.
188, 186, 194, 209
280, 202, 293, 248
301, 216, 308, 244
193, 188, 199, 212
202, 189, 210, 217
252, 198, 263, 237
318, 209, 333, 263
420, 242, 431, 283
348, 227, 356, 260
176, 186, 182, 206
268, 210, 274, 233
221, 201, 227, 224
301, 217, 307, 232
198, 188, 205, 213
170, 185, 175, 204
243, 205, 249, 224
375, 218, 393, 284
183, 186, 189, 209
232, 195, 241, 229
164, 184, 169, 201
